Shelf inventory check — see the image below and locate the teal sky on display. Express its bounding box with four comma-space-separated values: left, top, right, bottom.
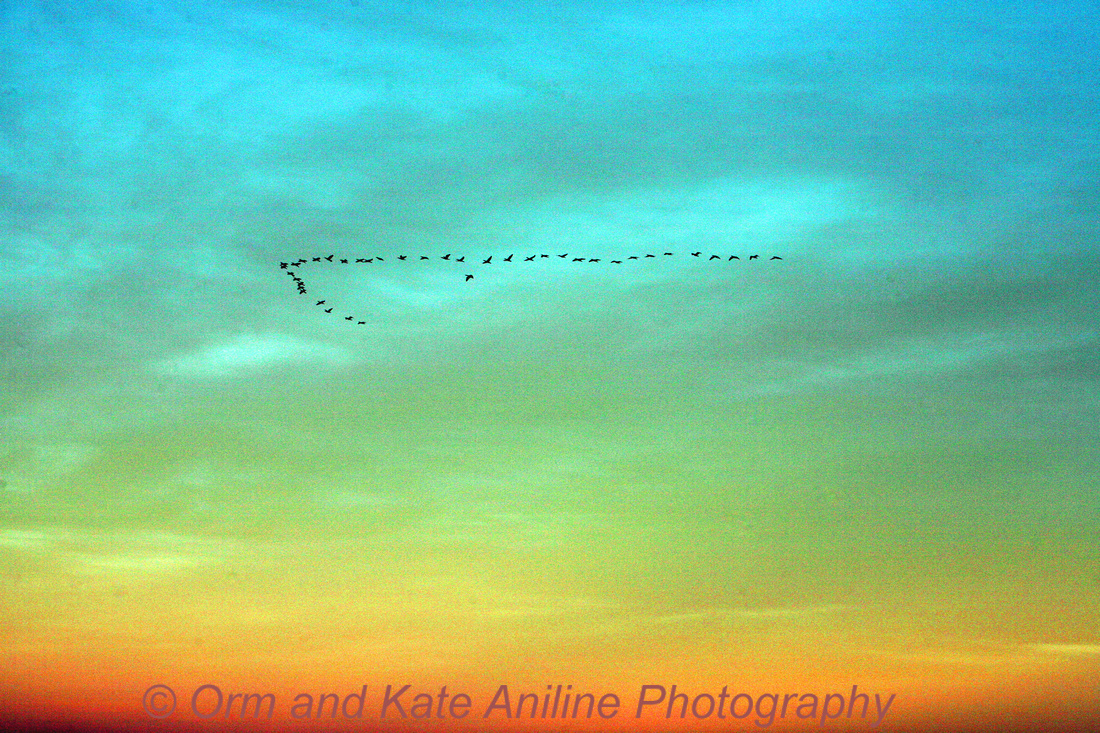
1, 2, 1098, 731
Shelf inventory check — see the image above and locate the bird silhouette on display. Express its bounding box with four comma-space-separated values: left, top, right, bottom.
358, 321, 365, 325
285, 245, 777, 309
345, 316, 353, 321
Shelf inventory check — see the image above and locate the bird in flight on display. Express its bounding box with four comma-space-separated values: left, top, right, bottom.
287, 248, 790, 318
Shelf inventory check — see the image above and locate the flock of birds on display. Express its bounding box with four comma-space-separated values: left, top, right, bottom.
280, 250, 784, 324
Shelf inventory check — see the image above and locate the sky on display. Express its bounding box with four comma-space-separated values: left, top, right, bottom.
1, 1, 1098, 732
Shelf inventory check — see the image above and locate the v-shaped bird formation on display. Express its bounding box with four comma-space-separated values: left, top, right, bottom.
279, 250, 784, 325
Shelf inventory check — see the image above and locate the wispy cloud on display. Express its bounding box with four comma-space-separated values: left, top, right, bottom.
1026, 643, 1100, 657
0, 526, 234, 576
155, 333, 348, 379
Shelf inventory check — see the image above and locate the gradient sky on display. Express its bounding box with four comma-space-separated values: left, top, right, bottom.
1, 1, 1098, 732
